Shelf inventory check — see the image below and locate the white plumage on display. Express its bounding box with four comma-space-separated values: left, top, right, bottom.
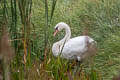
52, 22, 96, 61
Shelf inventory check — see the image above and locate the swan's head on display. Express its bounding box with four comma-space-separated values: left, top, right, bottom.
54, 22, 68, 36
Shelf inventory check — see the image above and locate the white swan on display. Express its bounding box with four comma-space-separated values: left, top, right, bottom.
52, 22, 96, 61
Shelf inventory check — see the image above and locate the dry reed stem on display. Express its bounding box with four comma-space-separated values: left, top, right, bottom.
23, 39, 27, 65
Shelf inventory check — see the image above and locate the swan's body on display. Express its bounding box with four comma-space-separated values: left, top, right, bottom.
52, 22, 96, 61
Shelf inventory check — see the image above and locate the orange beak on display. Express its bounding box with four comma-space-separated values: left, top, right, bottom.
54, 30, 58, 36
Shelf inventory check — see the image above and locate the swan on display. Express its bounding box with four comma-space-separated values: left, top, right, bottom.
52, 22, 96, 61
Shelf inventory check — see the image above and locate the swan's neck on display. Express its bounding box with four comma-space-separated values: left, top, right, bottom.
52, 24, 71, 56
59, 25, 71, 44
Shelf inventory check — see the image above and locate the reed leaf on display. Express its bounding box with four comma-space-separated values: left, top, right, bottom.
50, 0, 57, 22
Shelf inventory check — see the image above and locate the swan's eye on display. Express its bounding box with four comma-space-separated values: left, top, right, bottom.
55, 26, 58, 30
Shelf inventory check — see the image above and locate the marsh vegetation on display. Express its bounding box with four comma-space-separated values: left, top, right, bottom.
0, 0, 120, 80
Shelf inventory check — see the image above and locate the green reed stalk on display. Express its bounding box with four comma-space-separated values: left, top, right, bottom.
10, 0, 20, 65
18, 0, 32, 67
50, 0, 57, 22
44, 0, 57, 66
45, 0, 48, 46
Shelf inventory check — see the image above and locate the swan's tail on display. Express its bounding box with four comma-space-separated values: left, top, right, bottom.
87, 36, 97, 54
88, 37, 97, 45
85, 36, 96, 45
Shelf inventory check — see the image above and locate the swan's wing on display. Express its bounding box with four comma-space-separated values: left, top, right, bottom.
52, 42, 60, 57
61, 36, 88, 58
